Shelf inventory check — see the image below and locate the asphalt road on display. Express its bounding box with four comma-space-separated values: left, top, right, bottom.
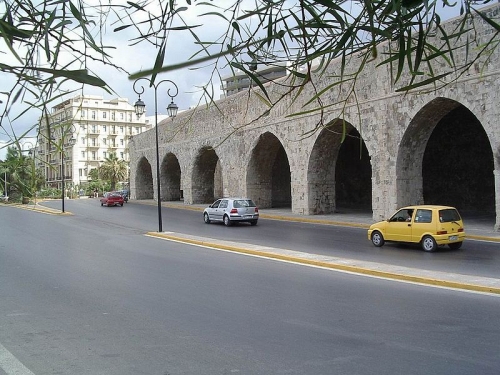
47, 198, 500, 279
1, 201, 499, 374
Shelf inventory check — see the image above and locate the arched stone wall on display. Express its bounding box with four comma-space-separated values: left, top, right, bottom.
335, 127, 372, 210
422, 104, 495, 214
192, 146, 220, 204
397, 98, 462, 206
135, 156, 153, 199
247, 132, 291, 209
307, 120, 343, 214
161, 152, 182, 201
129, 5, 500, 230
397, 97, 495, 217
307, 119, 371, 214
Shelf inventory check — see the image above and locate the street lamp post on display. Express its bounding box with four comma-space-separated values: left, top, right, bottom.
58, 132, 76, 213
133, 78, 179, 232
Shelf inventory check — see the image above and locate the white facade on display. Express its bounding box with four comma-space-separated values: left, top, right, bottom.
36, 95, 150, 192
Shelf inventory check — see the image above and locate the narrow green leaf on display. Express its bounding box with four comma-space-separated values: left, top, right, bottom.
473, 8, 500, 32
232, 22, 240, 35
114, 24, 133, 32
198, 12, 228, 20
395, 72, 451, 92
33, 68, 107, 87
413, 19, 424, 73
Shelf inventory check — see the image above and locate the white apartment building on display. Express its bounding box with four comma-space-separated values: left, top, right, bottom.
36, 95, 150, 192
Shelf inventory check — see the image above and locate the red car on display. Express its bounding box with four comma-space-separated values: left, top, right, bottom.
100, 192, 125, 207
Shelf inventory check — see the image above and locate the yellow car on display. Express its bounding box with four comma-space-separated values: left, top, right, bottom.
368, 205, 465, 252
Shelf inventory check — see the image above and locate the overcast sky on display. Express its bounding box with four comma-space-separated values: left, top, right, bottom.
0, 1, 241, 159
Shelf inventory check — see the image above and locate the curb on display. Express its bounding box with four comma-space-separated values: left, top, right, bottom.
0, 202, 72, 215
147, 232, 500, 295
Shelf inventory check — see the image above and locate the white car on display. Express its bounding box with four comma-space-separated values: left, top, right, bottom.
204, 198, 259, 226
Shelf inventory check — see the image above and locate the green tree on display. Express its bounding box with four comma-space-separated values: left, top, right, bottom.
88, 168, 100, 182
98, 153, 128, 191
1, 1, 499, 141
0, 146, 37, 200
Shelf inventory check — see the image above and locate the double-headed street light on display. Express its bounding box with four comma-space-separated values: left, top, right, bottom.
133, 78, 179, 232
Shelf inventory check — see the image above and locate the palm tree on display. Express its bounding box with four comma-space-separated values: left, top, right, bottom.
99, 153, 128, 191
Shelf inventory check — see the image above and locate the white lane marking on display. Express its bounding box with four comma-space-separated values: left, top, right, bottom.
0, 342, 35, 375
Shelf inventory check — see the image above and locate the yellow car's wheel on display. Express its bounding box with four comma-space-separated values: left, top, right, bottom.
421, 235, 437, 252
371, 231, 385, 247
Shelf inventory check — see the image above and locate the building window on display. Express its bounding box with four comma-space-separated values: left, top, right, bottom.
120, 113, 124, 120
92, 111, 96, 119
81, 151, 85, 158
103, 125, 107, 132
91, 138, 96, 146
102, 112, 107, 119
120, 138, 124, 145
92, 151, 96, 160
111, 112, 115, 120
120, 152, 124, 158
103, 151, 107, 158
82, 110, 86, 117
103, 138, 106, 145
81, 137, 85, 145
120, 126, 124, 133
79, 169, 83, 177
135, 127, 139, 133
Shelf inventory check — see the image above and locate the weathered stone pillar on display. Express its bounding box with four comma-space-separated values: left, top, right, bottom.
494, 169, 500, 231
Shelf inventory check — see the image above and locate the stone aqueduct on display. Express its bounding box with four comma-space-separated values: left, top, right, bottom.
130, 5, 500, 230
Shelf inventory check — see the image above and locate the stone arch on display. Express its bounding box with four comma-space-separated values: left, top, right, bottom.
192, 146, 220, 204
247, 132, 291, 208
308, 119, 372, 214
135, 156, 153, 199
160, 152, 182, 201
336, 128, 372, 210
397, 97, 495, 215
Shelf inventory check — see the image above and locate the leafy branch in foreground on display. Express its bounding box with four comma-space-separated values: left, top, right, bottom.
122, 0, 500, 131
1, 1, 499, 145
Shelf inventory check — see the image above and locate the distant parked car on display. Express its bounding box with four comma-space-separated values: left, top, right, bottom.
204, 198, 259, 226
368, 205, 465, 252
100, 192, 125, 207
116, 190, 129, 202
